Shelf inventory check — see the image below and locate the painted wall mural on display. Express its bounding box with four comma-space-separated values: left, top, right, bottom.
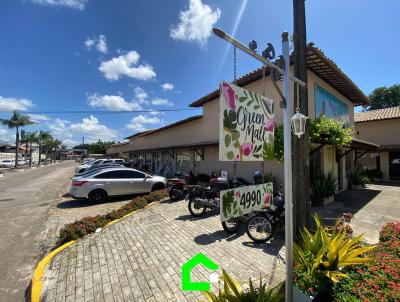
219, 81, 275, 161
220, 182, 273, 222
315, 84, 349, 126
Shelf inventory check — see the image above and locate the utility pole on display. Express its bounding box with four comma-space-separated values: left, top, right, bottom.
293, 0, 311, 233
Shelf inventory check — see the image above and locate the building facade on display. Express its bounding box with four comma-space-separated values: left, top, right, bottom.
355, 107, 400, 180
108, 45, 377, 190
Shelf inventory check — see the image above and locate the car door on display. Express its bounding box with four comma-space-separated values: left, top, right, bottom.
122, 170, 150, 194
94, 171, 127, 196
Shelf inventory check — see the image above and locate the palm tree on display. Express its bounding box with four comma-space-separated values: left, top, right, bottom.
23, 132, 39, 167
37, 131, 52, 165
0, 111, 36, 168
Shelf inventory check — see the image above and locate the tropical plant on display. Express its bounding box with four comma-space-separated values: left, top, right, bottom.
293, 214, 375, 299
309, 115, 353, 149
201, 270, 284, 302
349, 165, 369, 186
273, 125, 284, 162
22, 131, 39, 167
37, 131, 52, 165
264, 171, 280, 195
311, 171, 337, 205
0, 111, 36, 168
364, 84, 400, 111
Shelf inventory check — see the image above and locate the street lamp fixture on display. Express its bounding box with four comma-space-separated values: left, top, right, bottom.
291, 109, 307, 138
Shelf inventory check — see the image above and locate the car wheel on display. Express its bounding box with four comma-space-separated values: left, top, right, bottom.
88, 189, 108, 203
152, 183, 165, 191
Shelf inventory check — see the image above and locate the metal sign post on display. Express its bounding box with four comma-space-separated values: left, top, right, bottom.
213, 28, 306, 302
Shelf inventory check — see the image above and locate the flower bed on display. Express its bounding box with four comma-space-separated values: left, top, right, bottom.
56, 190, 168, 247
333, 222, 400, 302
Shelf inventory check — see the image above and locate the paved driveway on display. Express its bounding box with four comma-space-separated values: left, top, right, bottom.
0, 161, 76, 302
41, 200, 286, 302
314, 182, 400, 243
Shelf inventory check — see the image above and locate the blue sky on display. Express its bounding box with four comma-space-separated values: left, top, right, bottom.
0, 0, 399, 146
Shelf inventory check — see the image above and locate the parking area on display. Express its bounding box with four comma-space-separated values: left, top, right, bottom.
314, 182, 400, 243
41, 199, 286, 302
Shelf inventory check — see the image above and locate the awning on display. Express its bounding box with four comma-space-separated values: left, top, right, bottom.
349, 138, 379, 151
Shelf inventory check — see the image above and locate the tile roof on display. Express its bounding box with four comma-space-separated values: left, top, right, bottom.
354, 107, 400, 123
190, 44, 368, 107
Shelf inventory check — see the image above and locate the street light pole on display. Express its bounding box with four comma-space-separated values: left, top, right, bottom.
212, 28, 304, 302
282, 31, 294, 302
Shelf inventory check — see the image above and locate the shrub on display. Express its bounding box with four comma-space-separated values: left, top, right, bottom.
201, 270, 284, 302
264, 171, 280, 195
55, 190, 167, 247
311, 171, 337, 205
333, 222, 400, 302
349, 165, 369, 186
379, 222, 400, 242
294, 214, 374, 299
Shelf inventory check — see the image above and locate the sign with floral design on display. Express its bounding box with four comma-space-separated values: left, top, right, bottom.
220, 183, 273, 222
219, 81, 275, 161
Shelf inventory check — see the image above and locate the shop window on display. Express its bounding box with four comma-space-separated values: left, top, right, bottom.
176, 151, 191, 173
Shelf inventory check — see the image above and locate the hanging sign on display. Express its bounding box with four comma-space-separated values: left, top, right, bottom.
219, 81, 275, 161
220, 182, 273, 222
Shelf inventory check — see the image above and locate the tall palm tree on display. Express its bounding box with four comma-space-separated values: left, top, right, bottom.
37, 131, 52, 165
0, 111, 36, 168
23, 132, 39, 167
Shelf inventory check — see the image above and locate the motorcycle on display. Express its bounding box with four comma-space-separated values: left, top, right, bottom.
245, 191, 285, 243
187, 177, 245, 233
168, 171, 197, 201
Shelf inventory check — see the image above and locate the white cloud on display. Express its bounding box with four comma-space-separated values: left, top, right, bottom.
48, 116, 117, 144
87, 94, 143, 111
85, 35, 107, 53
0, 96, 34, 111
28, 114, 49, 122
126, 114, 160, 132
0, 128, 15, 143
134, 87, 149, 105
99, 51, 156, 81
161, 83, 174, 91
170, 0, 221, 47
151, 98, 174, 106
31, 0, 87, 10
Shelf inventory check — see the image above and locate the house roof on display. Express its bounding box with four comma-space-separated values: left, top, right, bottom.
138, 115, 203, 137
190, 44, 368, 108
125, 115, 203, 140
354, 107, 400, 123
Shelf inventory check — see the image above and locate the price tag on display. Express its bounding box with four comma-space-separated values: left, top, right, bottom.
220, 183, 273, 222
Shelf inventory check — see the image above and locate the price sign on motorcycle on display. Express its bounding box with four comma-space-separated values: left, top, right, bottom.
220, 183, 273, 222
219, 81, 275, 161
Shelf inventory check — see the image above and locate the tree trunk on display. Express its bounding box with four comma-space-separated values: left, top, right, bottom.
15, 126, 19, 169
293, 0, 311, 238
29, 142, 33, 167
38, 141, 42, 166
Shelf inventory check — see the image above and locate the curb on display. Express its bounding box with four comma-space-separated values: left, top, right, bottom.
31, 240, 76, 302
30, 199, 161, 302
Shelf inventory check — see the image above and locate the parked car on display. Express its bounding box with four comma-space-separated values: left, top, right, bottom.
69, 167, 167, 202
0, 159, 14, 168
75, 158, 125, 173
74, 163, 125, 176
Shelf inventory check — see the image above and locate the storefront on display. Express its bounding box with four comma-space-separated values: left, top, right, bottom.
116, 45, 377, 190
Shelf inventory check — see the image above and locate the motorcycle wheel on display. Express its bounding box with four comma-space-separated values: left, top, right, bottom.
221, 218, 241, 234
169, 189, 183, 202
246, 213, 274, 243
188, 198, 207, 217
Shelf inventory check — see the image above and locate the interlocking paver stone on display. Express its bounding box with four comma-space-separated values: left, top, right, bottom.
41, 200, 285, 301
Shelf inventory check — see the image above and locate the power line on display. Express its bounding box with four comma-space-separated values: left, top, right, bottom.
0, 108, 201, 115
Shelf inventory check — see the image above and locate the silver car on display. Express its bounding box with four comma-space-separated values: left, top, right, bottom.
69, 168, 167, 202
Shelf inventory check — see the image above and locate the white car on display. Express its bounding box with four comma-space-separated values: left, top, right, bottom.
0, 160, 14, 168
75, 158, 125, 174
69, 168, 167, 202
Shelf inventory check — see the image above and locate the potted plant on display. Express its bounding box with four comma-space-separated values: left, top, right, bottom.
311, 171, 336, 206
349, 165, 368, 190
293, 214, 374, 301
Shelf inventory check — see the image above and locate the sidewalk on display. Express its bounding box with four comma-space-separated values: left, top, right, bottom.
40, 200, 286, 302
